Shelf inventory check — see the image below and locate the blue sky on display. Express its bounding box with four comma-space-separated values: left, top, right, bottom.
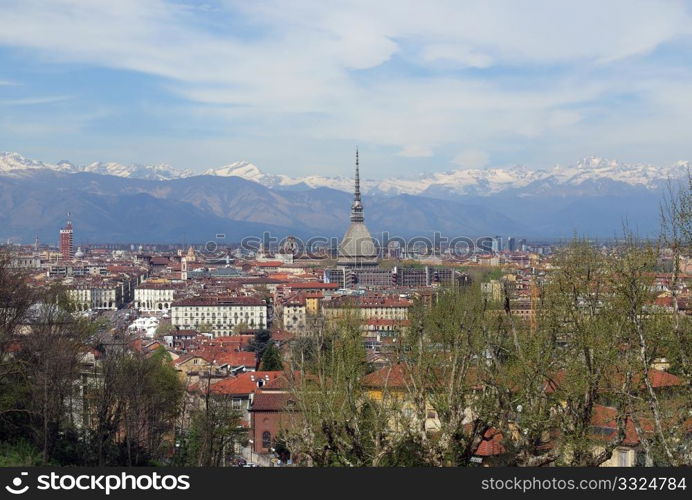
1, 0, 692, 177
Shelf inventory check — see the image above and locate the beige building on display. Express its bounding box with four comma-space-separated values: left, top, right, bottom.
68, 282, 123, 311
171, 296, 268, 336
135, 283, 179, 311
280, 294, 306, 334
322, 295, 412, 322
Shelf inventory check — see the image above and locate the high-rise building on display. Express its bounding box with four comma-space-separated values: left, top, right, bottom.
492, 235, 503, 253
337, 149, 378, 269
507, 236, 517, 252
59, 215, 73, 261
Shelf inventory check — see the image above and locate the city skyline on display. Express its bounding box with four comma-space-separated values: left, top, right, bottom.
1, 0, 692, 177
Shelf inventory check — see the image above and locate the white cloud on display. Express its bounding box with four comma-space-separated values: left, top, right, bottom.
452, 149, 489, 168
0, 96, 72, 106
398, 145, 434, 158
421, 44, 494, 68
0, 0, 691, 172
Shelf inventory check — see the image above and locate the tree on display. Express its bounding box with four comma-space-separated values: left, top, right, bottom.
87, 342, 184, 465
10, 283, 94, 463
260, 343, 283, 371
155, 321, 173, 336
539, 240, 631, 466
248, 329, 272, 363
180, 398, 247, 466
396, 286, 498, 466
659, 171, 692, 380
285, 313, 402, 466
0, 252, 40, 426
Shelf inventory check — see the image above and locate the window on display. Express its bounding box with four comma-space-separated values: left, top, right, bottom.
231, 398, 242, 410
262, 431, 272, 449
617, 449, 629, 467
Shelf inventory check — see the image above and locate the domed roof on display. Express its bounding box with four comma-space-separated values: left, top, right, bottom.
338, 222, 378, 267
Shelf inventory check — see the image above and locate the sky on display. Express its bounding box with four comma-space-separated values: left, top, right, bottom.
1, 0, 692, 178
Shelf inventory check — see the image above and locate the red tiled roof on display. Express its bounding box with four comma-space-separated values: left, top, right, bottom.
475, 428, 506, 457
268, 273, 292, 280
250, 261, 283, 267
590, 405, 653, 446
174, 348, 256, 368
646, 369, 684, 388
282, 293, 306, 306
214, 350, 257, 368
362, 364, 409, 389
271, 330, 295, 342
250, 391, 295, 411
260, 371, 315, 390
201, 335, 254, 349
361, 364, 481, 390
209, 371, 283, 396
654, 296, 674, 307
545, 368, 684, 394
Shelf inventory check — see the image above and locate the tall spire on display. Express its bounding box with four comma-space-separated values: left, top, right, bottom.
355, 147, 361, 201
350, 148, 364, 222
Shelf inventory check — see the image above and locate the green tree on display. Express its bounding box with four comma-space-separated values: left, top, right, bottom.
285, 313, 401, 466
87, 342, 184, 465
260, 343, 283, 371
181, 399, 247, 466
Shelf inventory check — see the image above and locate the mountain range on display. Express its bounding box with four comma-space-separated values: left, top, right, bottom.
2, 151, 688, 196
0, 152, 688, 244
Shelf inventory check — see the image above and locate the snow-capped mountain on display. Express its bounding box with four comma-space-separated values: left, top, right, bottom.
0, 152, 192, 181
204, 156, 689, 196
203, 160, 358, 191
1, 151, 688, 196
0, 152, 76, 175
79, 161, 193, 181
204, 161, 280, 185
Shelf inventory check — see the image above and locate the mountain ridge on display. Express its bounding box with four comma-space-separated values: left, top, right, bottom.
2, 151, 688, 198
1, 152, 686, 242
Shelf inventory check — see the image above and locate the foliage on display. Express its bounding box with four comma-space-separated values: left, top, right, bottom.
260, 343, 283, 371
178, 398, 247, 466
284, 237, 691, 467
0, 440, 43, 467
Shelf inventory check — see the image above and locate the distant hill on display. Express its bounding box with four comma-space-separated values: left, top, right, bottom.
1, 152, 688, 243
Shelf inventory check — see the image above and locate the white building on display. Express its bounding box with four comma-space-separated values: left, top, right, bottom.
135, 283, 178, 311
68, 283, 122, 311
171, 296, 268, 336
128, 316, 160, 338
